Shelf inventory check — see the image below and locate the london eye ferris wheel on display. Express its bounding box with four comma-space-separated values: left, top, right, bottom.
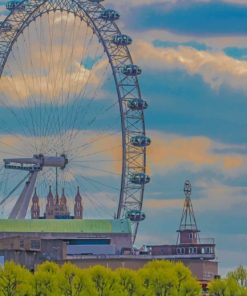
0, 0, 151, 241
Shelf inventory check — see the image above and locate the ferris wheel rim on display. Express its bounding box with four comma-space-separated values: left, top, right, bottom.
0, 0, 149, 242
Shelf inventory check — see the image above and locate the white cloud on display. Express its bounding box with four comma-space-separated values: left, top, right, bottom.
132, 40, 247, 92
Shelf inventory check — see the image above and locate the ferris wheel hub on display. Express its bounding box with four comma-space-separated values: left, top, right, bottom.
4, 154, 68, 172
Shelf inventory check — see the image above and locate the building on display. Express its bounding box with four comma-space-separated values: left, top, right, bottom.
0, 218, 132, 270
0, 181, 218, 290
147, 181, 218, 290
31, 186, 83, 219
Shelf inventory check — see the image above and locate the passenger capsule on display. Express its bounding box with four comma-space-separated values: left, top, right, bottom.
0, 22, 12, 32
122, 64, 142, 76
127, 98, 148, 111
6, 1, 25, 10
112, 34, 132, 46
130, 173, 150, 185
131, 136, 151, 147
100, 9, 120, 21
126, 210, 146, 222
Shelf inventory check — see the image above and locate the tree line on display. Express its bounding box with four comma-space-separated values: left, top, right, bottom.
208, 265, 247, 296
0, 260, 201, 296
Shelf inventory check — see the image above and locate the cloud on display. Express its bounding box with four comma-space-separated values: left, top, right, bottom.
144, 180, 247, 214
0, 11, 109, 106
133, 40, 247, 92
148, 131, 247, 175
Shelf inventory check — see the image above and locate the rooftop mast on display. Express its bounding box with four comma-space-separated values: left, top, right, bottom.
177, 180, 200, 244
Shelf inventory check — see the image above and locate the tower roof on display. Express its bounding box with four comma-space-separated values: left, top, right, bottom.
32, 188, 39, 202
60, 188, 67, 204
75, 186, 82, 202
47, 185, 54, 200
177, 180, 199, 233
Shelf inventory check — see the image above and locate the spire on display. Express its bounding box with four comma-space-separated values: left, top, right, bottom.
177, 180, 200, 244
45, 185, 54, 219
31, 187, 40, 219
74, 186, 83, 219
60, 188, 69, 215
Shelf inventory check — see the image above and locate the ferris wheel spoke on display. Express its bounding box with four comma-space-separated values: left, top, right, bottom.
73, 163, 121, 177
66, 169, 115, 218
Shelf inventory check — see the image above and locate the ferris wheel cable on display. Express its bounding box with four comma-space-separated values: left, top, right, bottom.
71, 50, 107, 127
71, 172, 115, 218
0, 72, 38, 151
75, 174, 119, 216
49, 19, 90, 142
63, 32, 102, 133
71, 159, 122, 164
70, 143, 122, 163
55, 18, 93, 135
42, 12, 70, 149
41, 20, 93, 150
0, 173, 30, 207
7, 31, 41, 146
64, 65, 115, 153
63, 42, 102, 148
78, 175, 119, 192
40, 12, 59, 148
73, 163, 121, 177
13, 39, 40, 143
68, 129, 120, 155
9, 46, 39, 150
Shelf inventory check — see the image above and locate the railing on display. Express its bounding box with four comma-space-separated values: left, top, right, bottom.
199, 238, 215, 244
65, 253, 216, 260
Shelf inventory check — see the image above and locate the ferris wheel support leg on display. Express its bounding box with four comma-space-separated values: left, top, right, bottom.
8, 170, 38, 219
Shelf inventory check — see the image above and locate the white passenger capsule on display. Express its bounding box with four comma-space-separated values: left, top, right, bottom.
112, 34, 132, 46
122, 64, 142, 76
100, 9, 120, 21
127, 98, 148, 111
130, 173, 150, 185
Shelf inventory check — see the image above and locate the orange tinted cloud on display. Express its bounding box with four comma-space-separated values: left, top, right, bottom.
148, 132, 246, 174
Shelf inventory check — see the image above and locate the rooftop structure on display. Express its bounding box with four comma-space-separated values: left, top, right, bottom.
147, 180, 217, 287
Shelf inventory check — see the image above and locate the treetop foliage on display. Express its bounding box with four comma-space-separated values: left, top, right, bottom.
208, 265, 247, 296
0, 260, 201, 296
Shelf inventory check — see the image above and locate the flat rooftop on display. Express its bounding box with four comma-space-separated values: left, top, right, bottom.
0, 219, 131, 234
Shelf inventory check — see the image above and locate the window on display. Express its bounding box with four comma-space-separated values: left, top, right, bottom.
189, 233, 193, 239
19, 240, 24, 249
189, 247, 197, 254
30, 240, 41, 250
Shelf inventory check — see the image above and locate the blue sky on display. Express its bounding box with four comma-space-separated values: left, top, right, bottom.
0, 0, 247, 275
108, 0, 247, 275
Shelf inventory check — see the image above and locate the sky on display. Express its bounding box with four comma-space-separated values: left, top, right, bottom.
0, 0, 247, 275
108, 0, 247, 275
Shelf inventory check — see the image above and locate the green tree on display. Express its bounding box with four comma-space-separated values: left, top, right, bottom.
89, 265, 120, 296
116, 268, 144, 296
227, 266, 247, 288
174, 262, 201, 296
208, 279, 229, 296
0, 261, 33, 296
138, 261, 178, 296
57, 263, 96, 296
32, 261, 60, 296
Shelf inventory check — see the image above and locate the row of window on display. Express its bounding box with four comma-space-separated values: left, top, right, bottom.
176, 246, 214, 255
19, 239, 41, 250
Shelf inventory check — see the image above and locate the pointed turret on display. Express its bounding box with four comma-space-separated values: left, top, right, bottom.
177, 180, 200, 245
31, 188, 40, 219
45, 185, 54, 219
54, 192, 60, 217
74, 186, 83, 219
60, 188, 69, 216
